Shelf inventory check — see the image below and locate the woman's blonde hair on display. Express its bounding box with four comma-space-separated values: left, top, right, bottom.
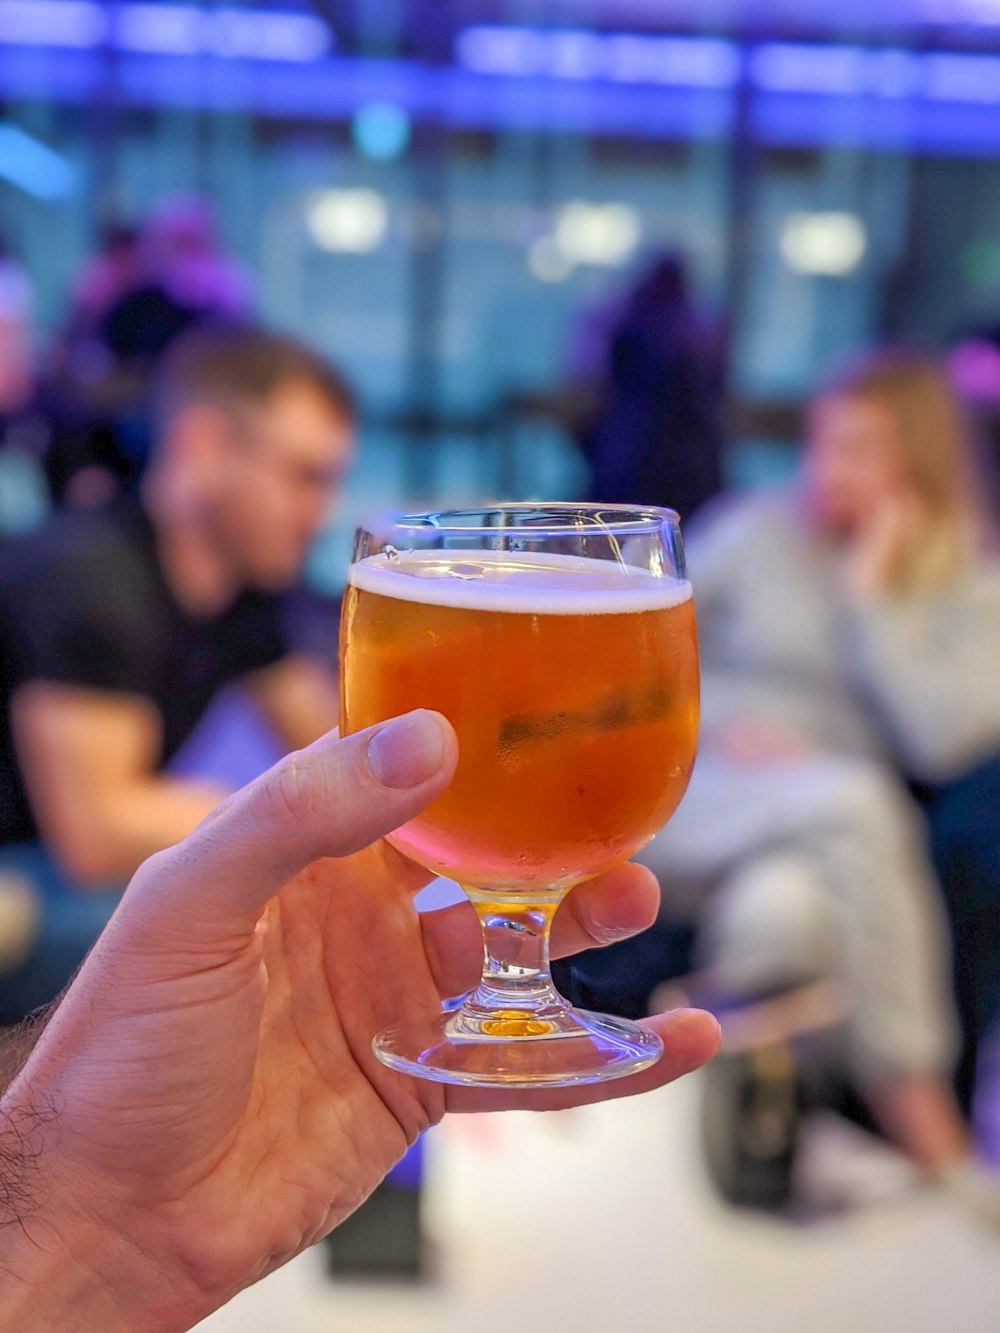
817, 347, 998, 587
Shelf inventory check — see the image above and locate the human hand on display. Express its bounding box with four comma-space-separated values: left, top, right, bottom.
839, 490, 926, 598
708, 719, 813, 766
0, 711, 719, 1332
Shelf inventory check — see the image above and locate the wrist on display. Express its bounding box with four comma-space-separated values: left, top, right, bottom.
0, 1105, 207, 1333
0, 1223, 197, 1332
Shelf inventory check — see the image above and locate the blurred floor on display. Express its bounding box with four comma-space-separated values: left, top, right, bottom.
196, 1067, 1000, 1333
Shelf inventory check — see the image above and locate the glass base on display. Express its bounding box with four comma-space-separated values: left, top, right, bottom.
372, 1002, 663, 1089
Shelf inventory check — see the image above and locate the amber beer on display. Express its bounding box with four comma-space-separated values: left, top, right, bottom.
340, 550, 698, 894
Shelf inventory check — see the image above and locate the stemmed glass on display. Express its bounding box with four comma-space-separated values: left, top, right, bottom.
340, 504, 699, 1088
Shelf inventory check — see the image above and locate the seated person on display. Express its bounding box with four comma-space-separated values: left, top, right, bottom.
639, 348, 1000, 1221
0, 325, 354, 1018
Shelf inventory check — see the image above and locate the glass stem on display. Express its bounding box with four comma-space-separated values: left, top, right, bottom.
464, 890, 566, 1016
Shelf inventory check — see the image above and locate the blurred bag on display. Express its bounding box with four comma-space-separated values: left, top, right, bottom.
700, 1040, 802, 1209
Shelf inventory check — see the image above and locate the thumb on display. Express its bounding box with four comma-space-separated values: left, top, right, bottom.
127, 710, 457, 936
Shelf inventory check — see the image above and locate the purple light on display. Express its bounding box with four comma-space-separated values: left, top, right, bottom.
0, 0, 107, 48
750, 44, 870, 95
0, 1, 331, 62
116, 5, 331, 62
867, 49, 921, 99
750, 42, 1000, 104
454, 26, 740, 90
208, 11, 330, 62
116, 4, 202, 56
924, 52, 1000, 101
549, 30, 606, 81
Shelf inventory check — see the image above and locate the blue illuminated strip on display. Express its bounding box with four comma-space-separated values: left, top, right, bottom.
0, 1, 332, 62
454, 25, 740, 89
0, 1, 108, 47
924, 51, 1000, 102
3, 17, 1000, 159
455, 27, 1000, 108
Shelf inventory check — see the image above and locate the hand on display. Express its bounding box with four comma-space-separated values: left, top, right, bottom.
709, 719, 812, 766
839, 491, 926, 598
0, 711, 718, 1331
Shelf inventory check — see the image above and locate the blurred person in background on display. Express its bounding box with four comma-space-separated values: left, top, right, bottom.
639, 348, 1000, 1221
66, 220, 143, 338
141, 194, 253, 319
0, 235, 34, 426
577, 252, 725, 522
0, 324, 352, 1023
41, 198, 252, 508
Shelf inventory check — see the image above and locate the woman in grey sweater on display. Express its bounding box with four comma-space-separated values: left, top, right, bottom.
641, 348, 1000, 1210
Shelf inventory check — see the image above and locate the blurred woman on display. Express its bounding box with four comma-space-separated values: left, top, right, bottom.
641, 348, 1000, 1217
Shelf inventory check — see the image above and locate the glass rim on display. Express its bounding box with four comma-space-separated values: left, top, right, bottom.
371, 502, 681, 537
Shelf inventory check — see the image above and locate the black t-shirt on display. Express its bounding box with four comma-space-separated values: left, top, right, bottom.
0, 497, 291, 846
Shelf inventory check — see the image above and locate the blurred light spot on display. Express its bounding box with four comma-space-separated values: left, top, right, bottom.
206, 10, 330, 62
352, 103, 411, 162
0, 0, 107, 47
528, 237, 574, 283
868, 49, 921, 98
306, 190, 388, 254
751, 44, 869, 95
0, 2, 332, 61
117, 5, 331, 61
0, 122, 74, 199
455, 25, 549, 76
780, 212, 867, 276
607, 34, 739, 87
455, 25, 739, 89
549, 31, 605, 81
117, 4, 201, 55
555, 202, 641, 267
925, 52, 1000, 102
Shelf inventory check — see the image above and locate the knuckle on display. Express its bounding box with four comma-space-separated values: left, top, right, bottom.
261, 749, 321, 828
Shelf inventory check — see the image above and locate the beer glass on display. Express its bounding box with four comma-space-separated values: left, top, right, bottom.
340, 504, 698, 1087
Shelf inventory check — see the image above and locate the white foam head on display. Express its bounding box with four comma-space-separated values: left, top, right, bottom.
348, 550, 692, 614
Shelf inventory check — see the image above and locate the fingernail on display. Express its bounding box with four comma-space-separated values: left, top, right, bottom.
367, 711, 447, 789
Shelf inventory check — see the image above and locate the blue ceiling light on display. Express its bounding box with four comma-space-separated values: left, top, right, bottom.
0, 0, 107, 47
0, 122, 75, 199
0, 1, 332, 63
454, 25, 741, 90
352, 102, 412, 161
116, 5, 332, 62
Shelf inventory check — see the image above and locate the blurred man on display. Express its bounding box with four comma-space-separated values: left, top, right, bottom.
0, 325, 353, 1016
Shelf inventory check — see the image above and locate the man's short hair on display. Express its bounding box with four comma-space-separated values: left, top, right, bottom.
155, 324, 357, 431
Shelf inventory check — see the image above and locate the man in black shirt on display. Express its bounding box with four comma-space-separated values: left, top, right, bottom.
0, 325, 354, 1016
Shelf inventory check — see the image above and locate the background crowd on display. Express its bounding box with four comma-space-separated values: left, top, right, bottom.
2, 0, 1000, 1327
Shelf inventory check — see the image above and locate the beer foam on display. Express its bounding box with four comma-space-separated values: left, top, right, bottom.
348, 549, 692, 615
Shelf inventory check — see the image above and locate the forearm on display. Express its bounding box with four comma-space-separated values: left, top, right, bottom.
60, 778, 227, 887
247, 654, 340, 752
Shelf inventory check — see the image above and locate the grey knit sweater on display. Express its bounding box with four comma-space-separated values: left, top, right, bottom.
688, 488, 1000, 783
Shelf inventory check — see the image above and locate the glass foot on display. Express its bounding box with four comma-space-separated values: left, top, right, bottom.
372, 1002, 663, 1088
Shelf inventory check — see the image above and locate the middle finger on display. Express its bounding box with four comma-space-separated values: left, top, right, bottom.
419, 862, 661, 999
